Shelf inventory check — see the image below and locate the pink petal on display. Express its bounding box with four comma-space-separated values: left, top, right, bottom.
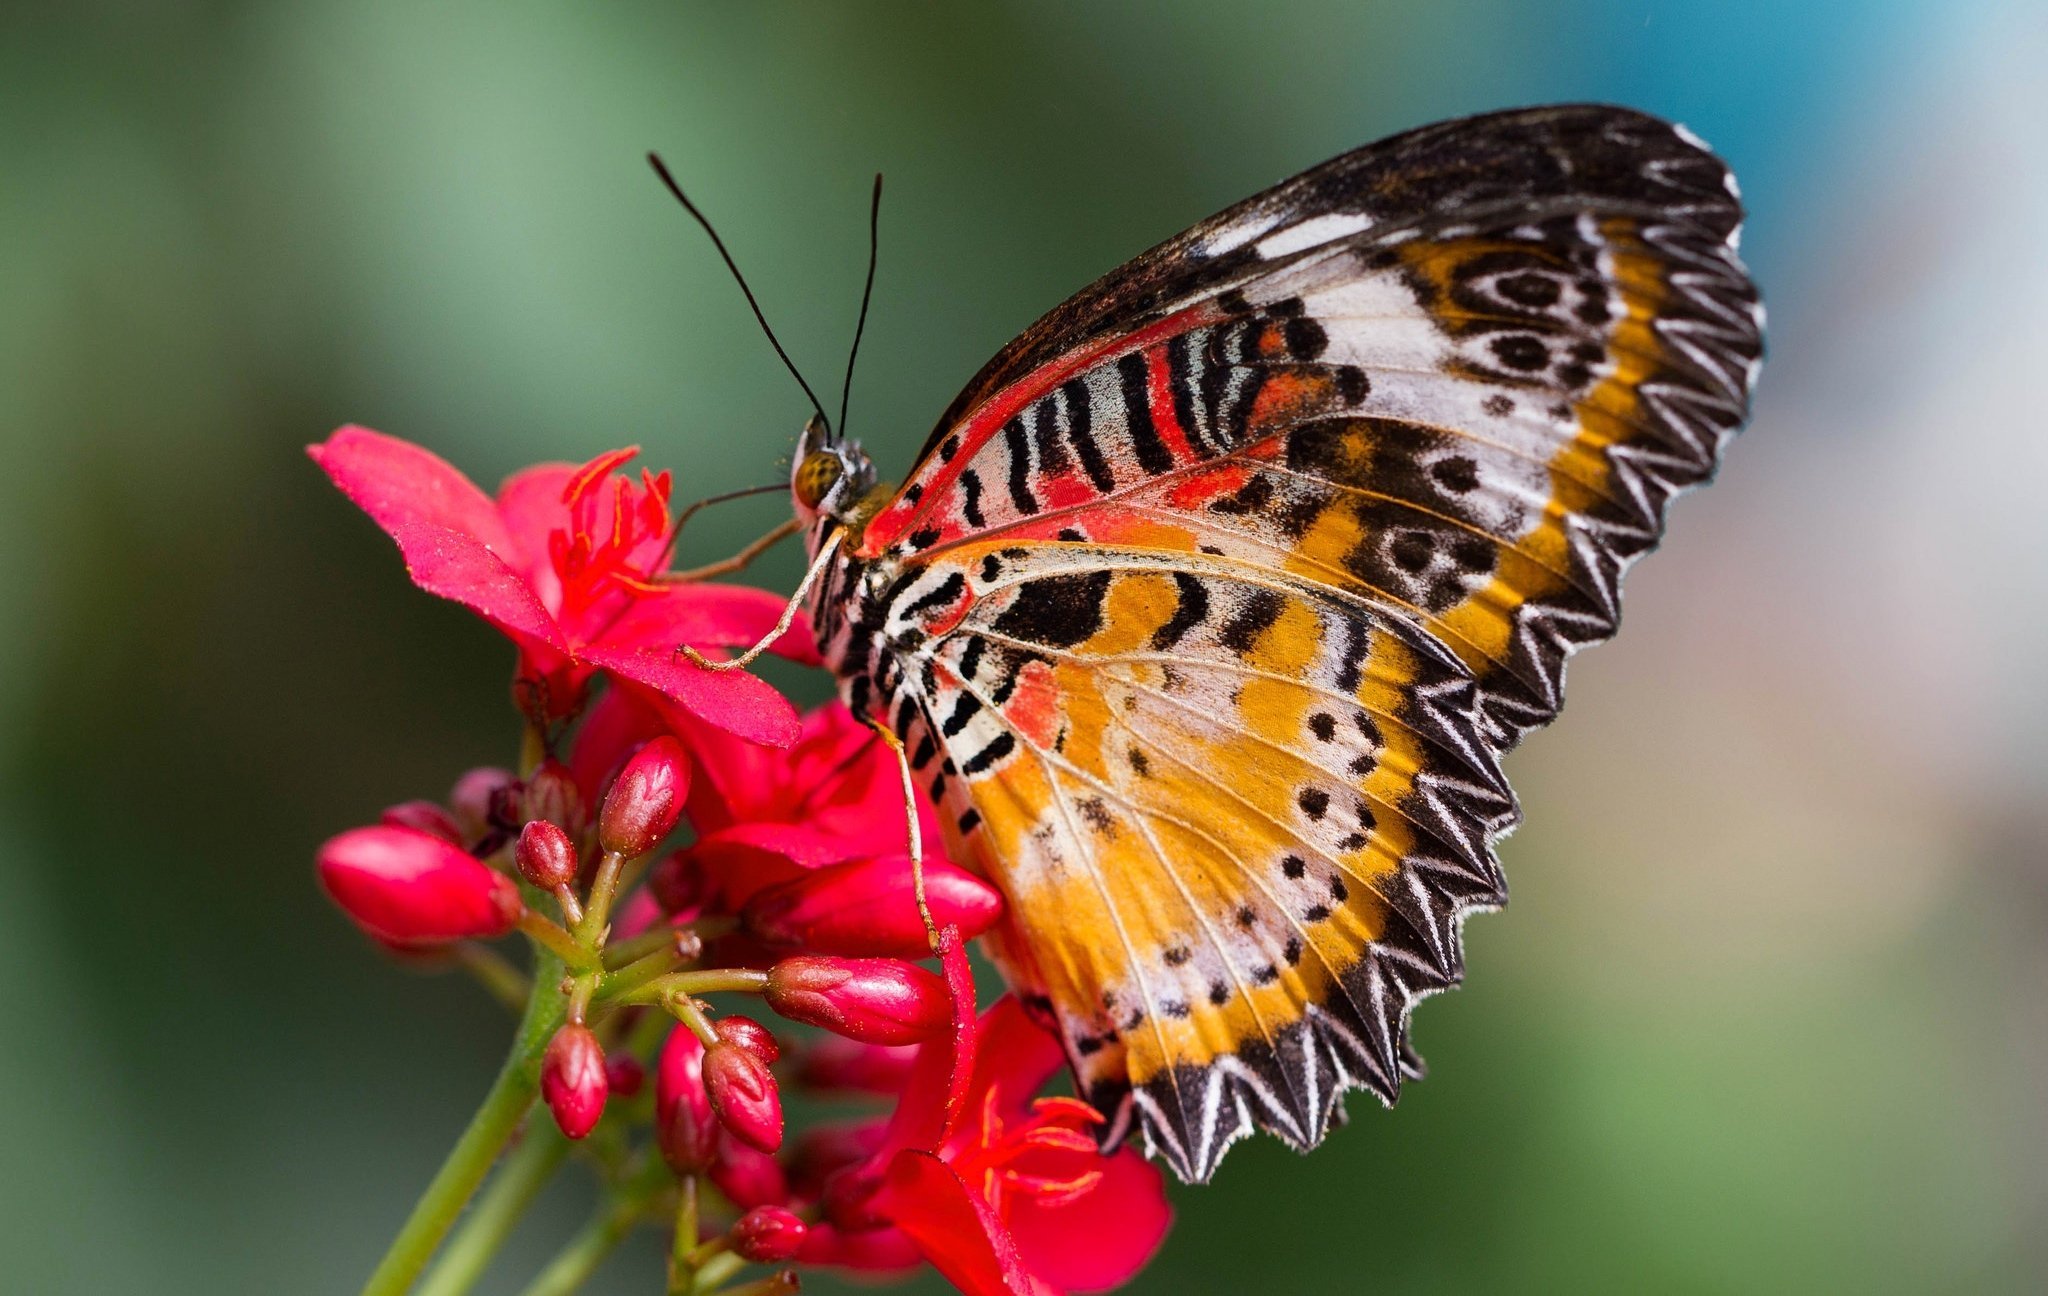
1005, 1148, 1172, 1293
697, 822, 870, 870
972, 995, 1072, 1117
666, 707, 784, 833
602, 583, 824, 667
872, 1150, 1035, 1296
493, 462, 578, 592
566, 687, 668, 807
684, 841, 809, 913
310, 427, 518, 555
310, 430, 565, 647
795, 1222, 923, 1274
582, 644, 800, 748
376, 519, 565, 650
865, 926, 981, 1165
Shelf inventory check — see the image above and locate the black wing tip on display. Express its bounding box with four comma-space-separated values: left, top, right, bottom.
1110, 855, 1508, 1184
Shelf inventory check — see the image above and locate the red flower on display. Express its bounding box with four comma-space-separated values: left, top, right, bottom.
679, 703, 942, 885
850, 996, 1171, 1295
655, 703, 959, 941
308, 426, 814, 744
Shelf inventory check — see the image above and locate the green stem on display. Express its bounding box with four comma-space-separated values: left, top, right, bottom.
600, 945, 685, 1004
691, 1251, 747, 1292
360, 952, 568, 1296
603, 968, 769, 1011
667, 1175, 699, 1295
519, 911, 594, 969
576, 850, 628, 946
515, 1160, 670, 1296
413, 1124, 571, 1296
453, 942, 531, 1014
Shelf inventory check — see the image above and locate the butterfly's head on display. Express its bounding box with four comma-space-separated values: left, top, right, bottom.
790, 413, 877, 526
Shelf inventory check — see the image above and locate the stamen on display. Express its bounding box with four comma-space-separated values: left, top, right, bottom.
679, 528, 842, 672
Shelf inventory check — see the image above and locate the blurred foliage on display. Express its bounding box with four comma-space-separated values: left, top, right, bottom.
2, 2, 2043, 1293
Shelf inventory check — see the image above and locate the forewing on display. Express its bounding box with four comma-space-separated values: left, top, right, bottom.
844, 105, 1762, 1180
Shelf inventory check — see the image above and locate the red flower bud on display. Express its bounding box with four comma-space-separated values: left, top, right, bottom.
647, 851, 705, 915
789, 1122, 889, 1198
742, 855, 1003, 958
522, 760, 582, 833
762, 957, 951, 1046
449, 766, 517, 839
710, 1136, 791, 1209
604, 1054, 645, 1098
820, 1162, 889, 1233
655, 1028, 720, 1174
703, 1039, 782, 1154
729, 1206, 807, 1263
514, 820, 578, 890
795, 1037, 918, 1095
379, 800, 463, 844
597, 737, 689, 857
317, 825, 523, 945
541, 1024, 608, 1140
714, 1015, 782, 1065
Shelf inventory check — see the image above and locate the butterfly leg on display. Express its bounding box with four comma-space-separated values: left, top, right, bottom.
861, 716, 941, 955
664, 516, 800, 583
679, 527, 843, 671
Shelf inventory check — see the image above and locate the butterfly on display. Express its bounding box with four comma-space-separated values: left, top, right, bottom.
780, 104, 1762, 1182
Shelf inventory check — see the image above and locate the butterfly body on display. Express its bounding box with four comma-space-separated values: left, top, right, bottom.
796, 105, 1762, 1182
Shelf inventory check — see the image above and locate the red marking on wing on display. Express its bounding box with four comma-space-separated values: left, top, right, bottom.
1001, 660, 1062, 751
859, 304, 1224, 558
1166, 462, 1251, 511
1143, 347, 1199, 464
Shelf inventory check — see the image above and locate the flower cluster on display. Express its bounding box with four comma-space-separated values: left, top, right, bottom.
309, 430, 1171, 1296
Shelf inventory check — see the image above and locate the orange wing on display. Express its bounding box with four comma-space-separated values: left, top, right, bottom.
809, 106, 1761, 1180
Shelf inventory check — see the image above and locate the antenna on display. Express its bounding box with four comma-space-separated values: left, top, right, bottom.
646, 151, 831, 431
837, 173, 883, 439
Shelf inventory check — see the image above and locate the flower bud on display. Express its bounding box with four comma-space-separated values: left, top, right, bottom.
795, 1037, 918, 1095
714, 1015, 781, 1065
379, 800, 463, 844
820, 1163, 889, 1233
729, 1206, 807, 1263
597, 737, 689, 858
762, 957, 951, 1046
449, 766, 517, 839
522, 760, 582, 833
789, 1122, 888, 1198
710, 1137, 790, 1209
604, 1054, 645, 1098
541, 1024, 608, 1140
742, 854, 1002, 958
703, 1039, 782, 1154
654, 1028, 720, 1174
514, 820, 578, 890
317, 825, 523, 945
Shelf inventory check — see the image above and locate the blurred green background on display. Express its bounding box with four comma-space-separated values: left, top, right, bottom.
4, 2, 2045, 1292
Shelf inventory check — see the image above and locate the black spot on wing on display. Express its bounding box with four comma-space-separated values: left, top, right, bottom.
962, 731, 1016, 776
1218, 588, 1284, 653
900, 571, 966, 619
990, 570, 1113, 649
958, 469, 987, 529
1001, 418, 1039, 516
1150, 573, 1210, 651
1117, 352, 1174, 475
1061, 377, 1115, 492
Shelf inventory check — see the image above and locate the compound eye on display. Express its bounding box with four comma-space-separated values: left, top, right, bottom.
792, 450, 844, 510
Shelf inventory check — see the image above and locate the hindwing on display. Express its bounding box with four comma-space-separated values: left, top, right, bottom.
812, 104, 1763, 1181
